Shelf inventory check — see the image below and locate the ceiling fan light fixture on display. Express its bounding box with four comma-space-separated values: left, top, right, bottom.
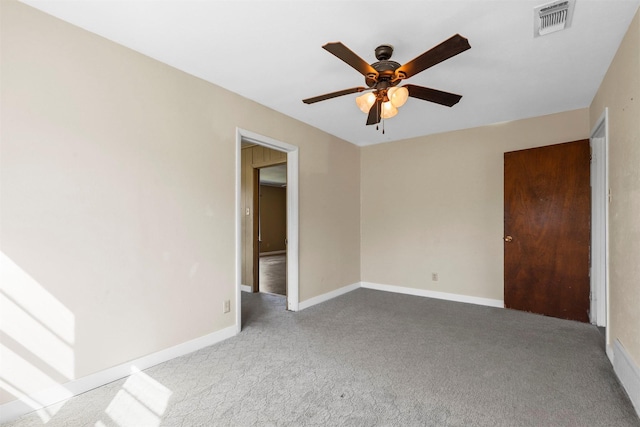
304, 34, 471, 129
388, 86, 409, 108
356, 92, 376, 113
381, 101, 398, 119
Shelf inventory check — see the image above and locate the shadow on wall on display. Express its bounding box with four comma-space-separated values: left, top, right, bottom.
0, 253, 172, 425
1, 252, 75, 422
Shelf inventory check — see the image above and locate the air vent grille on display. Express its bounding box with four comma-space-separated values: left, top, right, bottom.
534, 0, 575, 37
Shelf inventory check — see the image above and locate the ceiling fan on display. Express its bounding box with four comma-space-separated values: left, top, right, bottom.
303, 34, 471, 127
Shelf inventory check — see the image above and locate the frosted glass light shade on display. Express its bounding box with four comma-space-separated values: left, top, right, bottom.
388, 86, 409, 108
381, 102, 398, 119
356, 92, 377, 113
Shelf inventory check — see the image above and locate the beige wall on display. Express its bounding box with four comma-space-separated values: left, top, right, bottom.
361, 109, 590, 301
590, 9, 640, 367
0, 0, 360, 405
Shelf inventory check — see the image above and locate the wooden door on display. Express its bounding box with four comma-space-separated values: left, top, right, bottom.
504, 140, 591, 322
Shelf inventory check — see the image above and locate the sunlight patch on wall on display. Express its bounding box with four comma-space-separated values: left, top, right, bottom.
1, 254, 75, 344
1, 297, 74, 378
0, 252, 76, 422
0, 345, 73, 422
100, 367, 172, 427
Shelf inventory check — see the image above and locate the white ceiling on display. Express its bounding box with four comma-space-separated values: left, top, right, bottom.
21, 0, 640, 146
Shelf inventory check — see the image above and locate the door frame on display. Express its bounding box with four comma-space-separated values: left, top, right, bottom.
590, 108, 609, 334
252, 167, 260, 293
235, 128, 299, 332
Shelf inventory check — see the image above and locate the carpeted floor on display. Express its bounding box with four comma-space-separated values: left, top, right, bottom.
5, 289, 639, 426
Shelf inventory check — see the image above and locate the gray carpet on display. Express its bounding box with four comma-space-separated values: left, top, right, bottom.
5, 289, 639, 426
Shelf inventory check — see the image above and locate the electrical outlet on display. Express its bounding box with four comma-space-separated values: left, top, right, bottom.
223, 300, 231, 313
432, 273, 439, 281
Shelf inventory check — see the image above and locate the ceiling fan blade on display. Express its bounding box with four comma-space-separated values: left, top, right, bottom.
302, 87, 367, 104
323, 42, 378, 77
405, 84, 463, 107
396, 34, 470, 79
366, 98, 382, 125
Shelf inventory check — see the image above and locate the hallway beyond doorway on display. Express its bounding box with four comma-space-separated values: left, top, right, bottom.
259, 254, 286, 296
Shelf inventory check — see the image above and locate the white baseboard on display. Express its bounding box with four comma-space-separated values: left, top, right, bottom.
361, 282, 504, 308
240, 284, 252, 293
297, 282, 504, 311
613, 339, 640, 417
0, 325, 237, 424
607, 344, 614, 363
298, 282, 361, 311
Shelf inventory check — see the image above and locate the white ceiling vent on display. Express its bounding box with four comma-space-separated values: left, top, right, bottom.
534, 0, 575, 37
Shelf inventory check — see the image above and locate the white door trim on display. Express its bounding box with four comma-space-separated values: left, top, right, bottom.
589, 108, 609, 334
235, 129, 299, 332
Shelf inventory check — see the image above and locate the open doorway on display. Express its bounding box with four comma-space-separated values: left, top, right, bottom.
235, 128, 299, 332
255, 164, 287, 296
590, 108, 609, 348
242, 147, 286, 294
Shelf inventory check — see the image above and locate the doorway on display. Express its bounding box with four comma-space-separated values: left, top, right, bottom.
504, 140, 591, 322
590, 109, 609, 333
255, 164, 287, 296
235, 128, 299, 333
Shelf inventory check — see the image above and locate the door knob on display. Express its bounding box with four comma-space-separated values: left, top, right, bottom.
504, 235, 513, 242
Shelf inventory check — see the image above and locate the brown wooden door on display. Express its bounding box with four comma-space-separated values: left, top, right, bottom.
504, 140, 591, 322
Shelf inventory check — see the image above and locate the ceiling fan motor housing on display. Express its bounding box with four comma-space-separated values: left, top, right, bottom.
367, 45, 402, 88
